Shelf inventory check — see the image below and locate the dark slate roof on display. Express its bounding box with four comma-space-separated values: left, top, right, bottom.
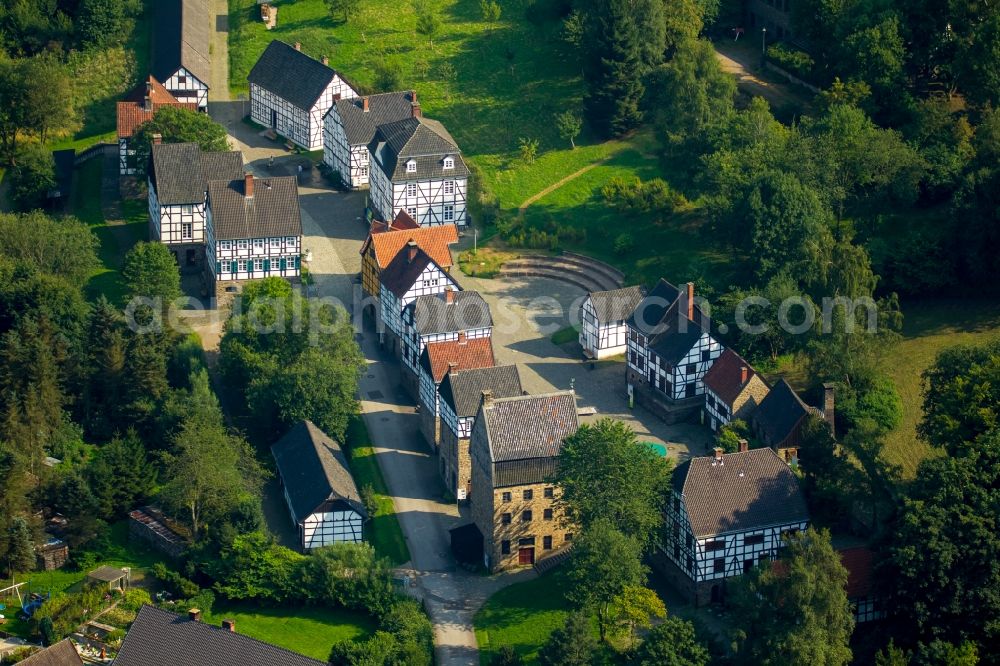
207, 176, 302, 240
627, 279, 681, 331
151, 0, 211, 86
368, 116, 470, 182
406, 291, 492, 335
113, 605, 325, 666
481, 392, 579, 462
270, 421, 366, 523
673, 447, 809, 537
751, 379, 812, 447
379, 244, 451, 298
703, 348, 766, 406
150, 143, 244, 205
439, 365, 523, 418
19, 640, 82, 666
494, 457, 559, 488
248, 41, 341, 110
331, 91, 416, 145
647, 299, 708, 366
589, 285, 646, 324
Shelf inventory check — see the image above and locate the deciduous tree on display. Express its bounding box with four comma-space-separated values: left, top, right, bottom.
131, 107, 230, 179
555, 111, 582, 149
635, 615, 711, 666
537, 612, 597, 666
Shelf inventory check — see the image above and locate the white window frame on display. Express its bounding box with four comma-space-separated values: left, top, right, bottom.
407, 206, 417, 218
359, 166, 368, 177
181, 223, 193, 240
181, 204, 194, 215
286, 236, 297, 246
270, 237, 282, 249
238, 259, 248, 272
443, 180, 455, 194
443, 157, 454, 170
253, 238, 265, 252
254, 258, 264, 271
406, 182, 417, 197
406, 160, 417, 173
219, 240, 232, 251
237, 239, 249, 250
443, 205, 454, 221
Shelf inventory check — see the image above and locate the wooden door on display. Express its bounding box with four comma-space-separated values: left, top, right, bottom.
518, 548, 535, 565
270, 109, 277, 129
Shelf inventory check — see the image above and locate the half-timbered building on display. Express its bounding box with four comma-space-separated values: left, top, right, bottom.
657, 446, 810, 606
839, 546, 884, 624
579, 285, 646, 359
416, 335, 495, 449
703, 349, 771, 432
148, 141, 244, 271
271, 421, 367, 551
470, 391, 579, 572
438, 365, 523, 500
368, 116, 469, 227
206, 174, 302, 295
750, 378, 828, 463
378, 242, 460, 351
248, 41, 357, 151
116, 76, 195, 176
359, 215, 457, 301
323, 91, 416, 188
401, 289, 493, 396
151, 0, 211, 110
625, 280, 723, 424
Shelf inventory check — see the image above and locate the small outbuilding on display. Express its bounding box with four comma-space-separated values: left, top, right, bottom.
128, 506, 188, 558
272, 421, 367, 551
86, 566, 130, 592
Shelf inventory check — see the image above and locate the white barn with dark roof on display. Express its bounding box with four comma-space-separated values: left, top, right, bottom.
248, 41, 357, 151
368, 116, 469, 227
150, 0, 211, 110
657, 447, 810, 606
579, 285, 646, 359
323, 91, 417, 189
271, 421, 367, 551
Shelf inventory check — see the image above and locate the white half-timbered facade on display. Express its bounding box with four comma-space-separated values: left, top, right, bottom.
151, 0, 211, 110
579, 286, 645, 359
248, 41, 357, 151
323, 91, 415, 188
206, 174, 303, 288
368, 116, 469, 227
416, 335, 496, 447
401, 290, 493, 378
117, 77, 195, 176
272, 421, 368, 551
658, 447, 810, 605
378, 243, 460, 346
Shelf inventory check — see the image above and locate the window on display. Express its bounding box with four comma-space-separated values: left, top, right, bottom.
686, 555, 693, 572
705, 539, 726, 552
523, 489, 533, 500
673, 497, 680, 512
237, 239, 249, 250
254, 258, 263, 272
543, 536, 553, 550
701, 350, 711, 362
270, 237, 282, 249
219, 240, 232, 251
501, 492, 511, 503
743, 534, 764, 546
443, 180, 455, 194
672, 521, 680, 539
544, 487, 554, 499
518, 537, 535, 546
407, 207, 417, 218
501, 513, 512, 525
501, 540, 510, 555
181, 223, 193, 240
565, 532, 573, 541
686, 363, 696, 375
713, 558, 725, 574
237, 259, 248, 272
406, 161, 417, 173
253, 238, 265, 251
359, 166, 368, 177
406, 182, 418, 197
543, 508, 553, 520
181, 204, 194, 215
743, 559, 755, 574
443, 157, 454, 170
707, 395, 717, 409
522, 510, 532, 522
286, 237, 297, 246
178, 75, 187, 85
443, 204, 454, 221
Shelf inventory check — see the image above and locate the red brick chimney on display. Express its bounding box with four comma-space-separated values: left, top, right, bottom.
152, 133, 162, 145
445, 288, 455, 304
713, 447, 724, 463
188, 609, 202, 622
738, 438, 749, 453
222, 619, 236, 632
244, 172, 254, 198
740, 365, 748, 384
411, 90, 417, 103
411, 102, 422, 119
362, 96, 370, 112
406, 239, 418, 263
458, 331, 467, 344
321, 55, 329, 65
822, 382, 836, 437
686, 282, 695, 320
294, 42, 301, 51
447, 361, 458, 375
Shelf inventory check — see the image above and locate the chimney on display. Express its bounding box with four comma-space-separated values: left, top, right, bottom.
740, 365, 748, 384
738, 438, 749, 453
458, 331, 467, 344
143, 94, 152, 112
406, 239, 418, 263
447, 361, 458, 375
411, 90, 417, 103
712, 447, 724, 465
444, 288, 455, 304
222, 619, 236, 632
152, 133, 162, 145
294, 42, 301, 51
244, 172, 254, 199
411, 102, 422, 119
822, 382, 836, 438
481, 389, 493, 408
686, 282, 695, 321
321, 55, 329, 66
362, 96, 370, 113
188, 609, 201, 622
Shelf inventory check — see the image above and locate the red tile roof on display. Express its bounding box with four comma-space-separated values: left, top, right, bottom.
361, 220, 458, 270
840, 547, 875, 598
117, 76, 196, 138
421, 336, 495, 383
368, 209, 420, 235
703, 348, 763, 406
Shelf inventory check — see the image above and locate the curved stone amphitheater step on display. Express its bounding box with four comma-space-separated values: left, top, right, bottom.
499, 266, 607, 295
559, 252, 626, 289
500, 256, 622, 293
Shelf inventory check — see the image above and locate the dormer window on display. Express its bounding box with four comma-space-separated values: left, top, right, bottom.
406, 160, 417, 173
443, 156, 454, 169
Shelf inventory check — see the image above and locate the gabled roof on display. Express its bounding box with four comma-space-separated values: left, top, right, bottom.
647, 299, 709, 366
271, 421, 366, 523
379, 245, 453, 299
19, 639, 82, 666
419, 336, 495, 383
151, 0, 211, 86
751, 379, 813, 447
114, 605, 325, 666
207, 176, 302, 240
330, 91, 417, 146
480, 392, 579, 463
672, 447, 809, 538
368, 116, 470, 182
840, 547, 875, 599
368, 209, 420, 235
703, 348, 766, 406
406, 291, 492, 336
588, 285, 646, 324
150, 143, 244, 205
248, 41, 345, 110
117, 77, 195, 138
627, 279, 682, 331
361, 222, 458, 270
439, 365, 523, 418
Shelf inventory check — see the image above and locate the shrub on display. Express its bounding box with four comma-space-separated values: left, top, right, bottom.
766, 43, 814, 78
360, 484, 379, 518
603, 176, 686, 214
119, 588, 152, 612
518, 137, 539, 164
613, 233, 634, 255
373, 59, 403, 92
152, 562, 201, 599
9, 144, 56, 212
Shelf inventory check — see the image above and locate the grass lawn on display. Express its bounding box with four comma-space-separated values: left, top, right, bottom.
881, 298, 1000, 477
345, 417, 411, 566
201, 602, 376, 661
457, 247, 516, 278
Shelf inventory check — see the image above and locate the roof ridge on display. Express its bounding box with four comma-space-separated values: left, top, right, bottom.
487, 389, 574, 405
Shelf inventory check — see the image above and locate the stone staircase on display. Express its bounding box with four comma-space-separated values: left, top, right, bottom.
499, 252, 626, 294
534, 544, 573, 576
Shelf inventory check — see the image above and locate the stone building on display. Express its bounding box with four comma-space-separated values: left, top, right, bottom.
702, 348, 771, 432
